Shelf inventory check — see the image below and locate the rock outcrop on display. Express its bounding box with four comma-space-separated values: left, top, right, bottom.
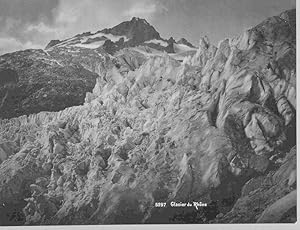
0, 9, 296, 225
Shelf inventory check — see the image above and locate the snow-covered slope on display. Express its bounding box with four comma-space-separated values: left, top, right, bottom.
49, 32, 129, 50
174, 43, 197, 52
170, 43, 198, 61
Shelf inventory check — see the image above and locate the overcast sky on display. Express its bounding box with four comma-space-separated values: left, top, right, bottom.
0, 0, 296, 55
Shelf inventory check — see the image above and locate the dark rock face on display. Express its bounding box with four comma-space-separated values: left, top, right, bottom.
101, 17, 166, 54
164, 44, 175, 53
164, 37, 176, 53
101, 17, 161, 44
102, 39, 118, 54
0, 69, 18, 86
0, 9, 296, 226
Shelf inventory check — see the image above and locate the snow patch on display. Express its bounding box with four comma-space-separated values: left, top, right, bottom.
173, 43, 197, 53
131, 46, 165, 57
145, 39, 168, 47
90, 33, 129, 42
49, 32, 129, 50
73, 41, 105, 49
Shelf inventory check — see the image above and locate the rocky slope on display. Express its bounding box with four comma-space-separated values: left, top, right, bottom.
0, 49, 102, 119
0, 9, 296, 225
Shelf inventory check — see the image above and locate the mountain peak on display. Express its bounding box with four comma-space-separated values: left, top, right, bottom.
131, 17, 149, 23
131, 16, 142, 20
168, 37, 176, 44
100, 17, 161, 43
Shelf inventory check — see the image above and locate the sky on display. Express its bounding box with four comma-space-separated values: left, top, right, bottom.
0, 0, 296, 55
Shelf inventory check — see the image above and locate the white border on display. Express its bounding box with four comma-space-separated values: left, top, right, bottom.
0, 1, 299, 230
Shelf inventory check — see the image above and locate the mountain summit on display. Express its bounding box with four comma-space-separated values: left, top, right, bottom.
45, 17, 195, 54
100, 17, 161, 43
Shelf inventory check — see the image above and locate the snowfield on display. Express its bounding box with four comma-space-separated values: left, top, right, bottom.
73, 41, 106, 49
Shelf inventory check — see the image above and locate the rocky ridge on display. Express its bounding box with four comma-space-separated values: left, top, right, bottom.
45, 17, 196, 55
0, 9, 296, 225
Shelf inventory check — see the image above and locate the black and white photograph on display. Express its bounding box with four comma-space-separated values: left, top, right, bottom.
0, 0, 297, 227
